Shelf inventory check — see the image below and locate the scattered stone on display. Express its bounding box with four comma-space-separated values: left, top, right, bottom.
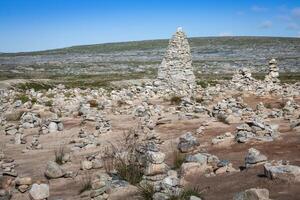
233, 188, 270, 200
29, 183, 50, 200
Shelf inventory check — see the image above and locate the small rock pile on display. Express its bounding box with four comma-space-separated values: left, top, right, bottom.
231, 68, 257, 91
245, 148, 267, 168
265, 58, 280, 84
177, 132, 199, 153
26, 135, 42, 150
81, 153, 103, 170
86, 173, 111, 200
20, 112, 41, 129
212, 97, 252, 124
0, 151, 18, 177
211, 132, 234, 146
181, 153, 237, 177
235, 118, 279, 143
15, 176, 32, 193
71, 129, 100, 151
95, 114, 111, 135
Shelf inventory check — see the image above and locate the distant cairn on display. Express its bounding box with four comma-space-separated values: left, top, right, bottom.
156, 27, 196, 96
265, 58, 280, 84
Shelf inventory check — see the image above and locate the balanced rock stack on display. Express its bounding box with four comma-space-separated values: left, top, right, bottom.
231, 68, 256, 90
157, 27, 196, 96
265, 58, 280, 84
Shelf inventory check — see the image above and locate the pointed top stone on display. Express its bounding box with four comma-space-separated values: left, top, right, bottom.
177, 27, 183, 32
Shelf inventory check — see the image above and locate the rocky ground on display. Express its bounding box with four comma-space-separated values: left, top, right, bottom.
1, 72, 300, 200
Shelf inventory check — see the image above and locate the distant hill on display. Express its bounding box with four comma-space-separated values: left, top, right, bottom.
0, 36, 299, 79
1, 36, 299, 56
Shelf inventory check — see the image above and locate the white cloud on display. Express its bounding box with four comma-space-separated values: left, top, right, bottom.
259, 20, 272, 29
287, 23, 299, 30
292, 7, 300, 18
219, 32, 232, 37
236, 11, 244, 16
277, 14, 291, 21
251, 5, 268, 12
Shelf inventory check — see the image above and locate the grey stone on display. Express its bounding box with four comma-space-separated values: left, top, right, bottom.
29, 183, 50, 200
44, 161, 65, 178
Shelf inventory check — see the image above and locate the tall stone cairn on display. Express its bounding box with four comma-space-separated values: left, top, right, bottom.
265, 58, 280, 83
157, 27, 196, 96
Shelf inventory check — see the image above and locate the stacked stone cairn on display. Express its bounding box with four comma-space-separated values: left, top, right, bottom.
212, 97, 253, 124
19, 112, 41, 129
235, 117, 279, 143
0, 149, 18, 177
265, 58, 280, 84
156, 27, 196, 96
139, 142, 182, 200
26, 135, 42, 150
231, 68, 257, 91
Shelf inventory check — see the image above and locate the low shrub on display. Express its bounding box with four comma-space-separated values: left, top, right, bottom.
170, 96, 182, 105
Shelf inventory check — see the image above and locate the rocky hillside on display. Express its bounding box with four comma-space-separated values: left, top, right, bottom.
0, 37, 300, 79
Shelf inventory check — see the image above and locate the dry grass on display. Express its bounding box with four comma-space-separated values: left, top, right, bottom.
78, 174, 92, 194
102, 129, 144, 185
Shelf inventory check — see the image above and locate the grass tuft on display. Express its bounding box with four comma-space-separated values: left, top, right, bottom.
54, 147, 66, 165
78, 174, 92, 194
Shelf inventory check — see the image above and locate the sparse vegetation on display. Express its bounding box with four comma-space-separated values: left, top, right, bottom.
78, 175, 92, 194
31, 97, 37, 104
54, 147, 66, 165
88, 99, 98, 108
172, 149, 185, 170
170, 96, 182, 105
45, 100, 53, 107
169, 186, 204, 200
15, 82, 53, 91
216, 114, 229, 124
137, 183, 155, 200
103, 129, 144, 185
15, 93, 29, 103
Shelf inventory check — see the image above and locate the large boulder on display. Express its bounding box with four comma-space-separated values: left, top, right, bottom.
29, 183, 50, 200
44, 161, 65, 179
264, 162, 300, 182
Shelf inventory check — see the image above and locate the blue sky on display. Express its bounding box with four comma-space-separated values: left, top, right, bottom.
0, 0, 300, 52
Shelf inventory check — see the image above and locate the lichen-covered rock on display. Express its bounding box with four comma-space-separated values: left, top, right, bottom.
29, 183, 50, 200
44, 161, 65, 178
177, 132, 199, 153
264, 162, 300, 182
